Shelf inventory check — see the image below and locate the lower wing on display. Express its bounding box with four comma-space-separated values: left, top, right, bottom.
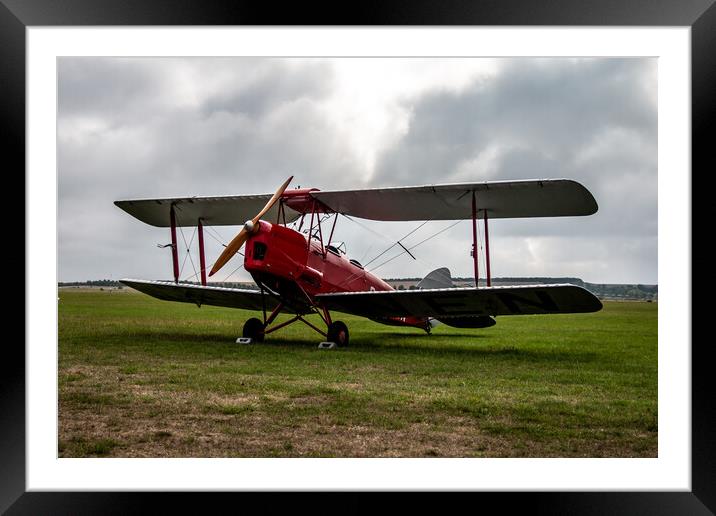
119, 279, 289, 312
316, 284, 602, 319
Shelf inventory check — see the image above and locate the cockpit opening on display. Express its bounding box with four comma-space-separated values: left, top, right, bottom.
326, 242, 347, 256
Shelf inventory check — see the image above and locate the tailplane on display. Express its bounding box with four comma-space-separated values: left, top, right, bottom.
418, 267, 496, 329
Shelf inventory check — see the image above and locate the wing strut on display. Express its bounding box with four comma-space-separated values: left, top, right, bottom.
471, 191, 479, 288
470, 191, 493, 287
484, 208, 491, 287
198, 218, 207, 286
170, 204, 179, 283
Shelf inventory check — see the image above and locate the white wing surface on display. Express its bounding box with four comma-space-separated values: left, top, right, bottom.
310, 179, 597, 221
114, 195, 302, 227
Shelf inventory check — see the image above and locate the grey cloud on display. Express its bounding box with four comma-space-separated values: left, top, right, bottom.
57, 57, 657, 284
58, 58, 365, 281
201, 60, 334, 118
58, 58, 176, 124
372, 58, 657, 246
375, 58, 655, 184
59, 58, 359, 199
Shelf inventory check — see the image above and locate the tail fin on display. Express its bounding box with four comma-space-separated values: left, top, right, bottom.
419, 268, 453, 332
417, 267, 453, 290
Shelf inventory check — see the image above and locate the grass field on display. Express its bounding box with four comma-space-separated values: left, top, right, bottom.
58, 289, 657, 458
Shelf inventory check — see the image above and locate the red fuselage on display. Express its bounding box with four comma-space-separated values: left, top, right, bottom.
243, 220, 428, 330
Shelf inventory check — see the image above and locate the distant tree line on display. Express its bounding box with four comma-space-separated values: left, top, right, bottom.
385, 277, 658, 301
59, 279, 123, 287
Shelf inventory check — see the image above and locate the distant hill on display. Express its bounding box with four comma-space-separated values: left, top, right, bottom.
59, 277, 657, 301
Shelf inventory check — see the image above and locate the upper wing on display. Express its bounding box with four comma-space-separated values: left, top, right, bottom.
119, 279, 291, 312
316, 284, 602, 318
311, 179, 597, 221
114, 194, 302, 227
115, 179, 596, 226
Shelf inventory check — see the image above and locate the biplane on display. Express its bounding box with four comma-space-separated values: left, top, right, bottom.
115, 177, 602, 347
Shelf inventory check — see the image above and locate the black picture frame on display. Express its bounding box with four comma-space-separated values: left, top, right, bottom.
6, 0, 711, 513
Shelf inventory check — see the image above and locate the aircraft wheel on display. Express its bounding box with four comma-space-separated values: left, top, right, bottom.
327, 321, 349, 347
243, 317, 265, 342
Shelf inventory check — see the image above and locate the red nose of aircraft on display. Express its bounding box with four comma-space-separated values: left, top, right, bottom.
208, 176, 293, 277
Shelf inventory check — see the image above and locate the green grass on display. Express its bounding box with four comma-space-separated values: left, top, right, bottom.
58, 289, 657, 457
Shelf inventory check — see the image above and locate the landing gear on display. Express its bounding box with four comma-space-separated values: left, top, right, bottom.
239, 297, 344, 348
242, 317, 265, 342
326, 321, 349, 347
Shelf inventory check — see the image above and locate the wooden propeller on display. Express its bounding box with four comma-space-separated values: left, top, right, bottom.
208, 176, 293, 277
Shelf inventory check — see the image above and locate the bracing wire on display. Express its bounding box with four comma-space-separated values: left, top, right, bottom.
179, 246, 189, 277
183, 271, 200, 283
163, 208, 247, 284
220, 261, 246, 284
186, 230, 198, 279
337, 219, 463, 289
205, 225, 227, 247
359, 243, 374, 263
368, 220, 463, 274
176, 219, 198, 281
341, 214, 394, 245
330, 216, 428, 289
363, 219, 430, 267
191, 223, 244, 283
182, 252, 214, 284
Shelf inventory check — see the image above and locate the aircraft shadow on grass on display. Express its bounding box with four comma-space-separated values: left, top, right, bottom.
123, 330, 599, 363
352, 334, 600, 363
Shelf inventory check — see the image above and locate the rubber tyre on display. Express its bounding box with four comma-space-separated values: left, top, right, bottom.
327, 321, 349, 347
242, 317, 265, 342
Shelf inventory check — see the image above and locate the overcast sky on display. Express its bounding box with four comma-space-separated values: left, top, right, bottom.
58, 57, 657, 284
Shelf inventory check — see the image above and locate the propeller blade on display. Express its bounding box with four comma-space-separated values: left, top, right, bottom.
253, 175, 293, 223
208, 176, 293, 277
209, 227, 249, 277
